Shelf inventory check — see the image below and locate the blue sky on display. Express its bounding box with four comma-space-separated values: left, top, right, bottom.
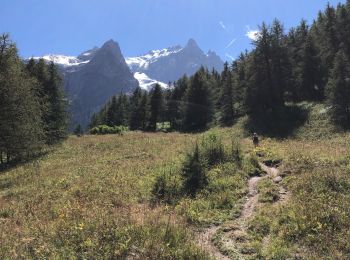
0, 0, 345, 61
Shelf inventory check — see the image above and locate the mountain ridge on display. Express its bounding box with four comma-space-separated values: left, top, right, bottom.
29, 38, 224, 127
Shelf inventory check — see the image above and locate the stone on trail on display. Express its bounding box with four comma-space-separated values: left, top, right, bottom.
273, 176, 283, 183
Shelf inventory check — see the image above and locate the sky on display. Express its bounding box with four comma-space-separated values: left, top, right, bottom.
0, 0, 346, 61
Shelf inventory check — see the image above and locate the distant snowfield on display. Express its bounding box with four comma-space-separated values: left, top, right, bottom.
133, 72, 168, 91
31, 55, 89, 67
125, 46, 182, 70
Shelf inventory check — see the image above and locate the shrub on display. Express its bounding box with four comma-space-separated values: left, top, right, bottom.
182, 144, 208, 197
243, 154, 262, 177
231, 140, 243, 167
151, 167, 182, 205
200, 131, 226, 166
89, 125, 128, 135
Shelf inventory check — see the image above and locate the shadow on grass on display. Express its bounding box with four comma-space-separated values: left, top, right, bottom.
244, 105, 309, 139
0, 150, 50, 174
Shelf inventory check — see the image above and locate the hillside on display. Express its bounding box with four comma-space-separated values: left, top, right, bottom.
1, 103, 349, 259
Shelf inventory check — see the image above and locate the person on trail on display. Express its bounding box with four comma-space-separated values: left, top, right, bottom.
252, 133, 259, 147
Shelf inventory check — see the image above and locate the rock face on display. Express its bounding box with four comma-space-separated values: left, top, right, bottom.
64, 40, 139, 128
126, 38, 224, 84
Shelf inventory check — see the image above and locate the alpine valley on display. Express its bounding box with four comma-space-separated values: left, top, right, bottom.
30, 39, 224, 128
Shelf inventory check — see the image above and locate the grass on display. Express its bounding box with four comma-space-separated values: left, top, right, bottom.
257, 179, 279, 203
241, 103, 350, 259
0, 132, 209, 258
1, 102, 350, 259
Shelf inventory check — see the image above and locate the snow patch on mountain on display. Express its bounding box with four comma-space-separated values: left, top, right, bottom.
134, 72, 168, 91
126, 46, 182, 71
31, 55, 89, 67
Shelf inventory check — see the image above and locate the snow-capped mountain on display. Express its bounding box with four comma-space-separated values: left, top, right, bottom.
125, 39, 224, 84
29, 38, 223, 127
31, 38, 223, 91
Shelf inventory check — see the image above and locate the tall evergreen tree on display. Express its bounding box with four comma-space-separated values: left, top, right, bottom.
115, 93, 129, 126
129, 87, 143, 130
106, 95, 118, 126
245, 21, 290, 115
166, 75, 188, 130
219, 66, 235, 126
139, 92, 149, 130
0, 34, 44, 163
149, 84, 164, 131
44, 61, 67, 144
327, 50, 350, 127
183, 68, 213, 131
298, 34, 322, 100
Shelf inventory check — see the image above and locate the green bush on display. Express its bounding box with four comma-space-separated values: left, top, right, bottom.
200, 131, 226, 166
243, 154, 262, 177
151, 167, 182, 205
89, 125, 128, 135
231, 140, 243, 167
182, 144, 208, 197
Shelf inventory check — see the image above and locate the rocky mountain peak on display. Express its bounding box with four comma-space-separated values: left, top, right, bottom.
186, 38, 199, 49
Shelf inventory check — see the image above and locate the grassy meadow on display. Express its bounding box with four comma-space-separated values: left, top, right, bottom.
0, 103, 350, 259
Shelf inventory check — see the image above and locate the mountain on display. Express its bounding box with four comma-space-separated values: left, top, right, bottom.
33, 40, 139, 128
66, 40, 139, 128
30, 38, 224, 127
125, 39, 224, 84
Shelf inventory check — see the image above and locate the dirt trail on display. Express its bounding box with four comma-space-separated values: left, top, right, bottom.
196, 162, 289, 260
197, 226, 230, 260
238, 175, 264, 224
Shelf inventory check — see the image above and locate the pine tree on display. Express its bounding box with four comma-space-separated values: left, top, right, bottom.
106, 95, 118, 126
219, 68, 235, 126
0, 34, 44, 163
245, 21, 290, 115
115, 93, 129, 126
149, 84, 164, 131
298, 34, 322, 100
182, 143, 207, 197
139, 92, 149, 130
183, 68, 213, 131
165, 75, 189, 130
245, 23, 273, 114
44, 61, 67, 144
327, 50, 350, 127
129, 87, 143, 130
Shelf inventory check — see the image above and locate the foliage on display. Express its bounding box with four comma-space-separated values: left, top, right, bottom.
89, 125, 128, 135
0, 34, 67, 165
327, 49, 350, 128
152, 130, 253, 225
151, 165, 182, 205
91, 1, 350, 133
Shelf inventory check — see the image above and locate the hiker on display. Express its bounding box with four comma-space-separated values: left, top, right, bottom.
252, 133, 259, 147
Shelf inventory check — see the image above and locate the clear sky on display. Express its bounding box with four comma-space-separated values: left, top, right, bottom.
0, 0, 345, 61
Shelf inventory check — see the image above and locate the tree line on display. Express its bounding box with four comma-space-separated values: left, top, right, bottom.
0, 34, 67, 165
91, 1, 350, 132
